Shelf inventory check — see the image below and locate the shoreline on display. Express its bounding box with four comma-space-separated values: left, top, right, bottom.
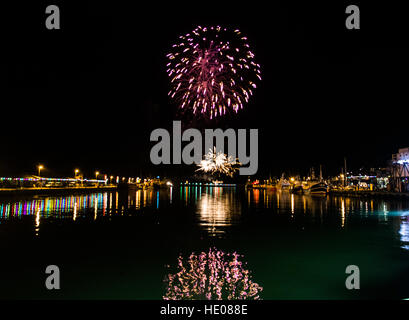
2, 185, 409, 200
328, 190, 409, 199
247, 185, 409, 199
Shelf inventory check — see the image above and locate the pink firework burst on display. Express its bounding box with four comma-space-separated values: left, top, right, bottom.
166, 26, 262, 119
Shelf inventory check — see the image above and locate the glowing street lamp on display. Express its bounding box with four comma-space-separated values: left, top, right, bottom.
95, 171, 100, 179
37, 165, 44, 177
75, 169, 79, 178
37, 164, 44, 177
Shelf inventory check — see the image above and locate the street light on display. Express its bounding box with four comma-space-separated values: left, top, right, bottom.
95, 171, 100, 179
75, 169, 79, 178
37, 165, 44, 177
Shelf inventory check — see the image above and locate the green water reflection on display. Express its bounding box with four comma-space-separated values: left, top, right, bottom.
0, 187, 408, 299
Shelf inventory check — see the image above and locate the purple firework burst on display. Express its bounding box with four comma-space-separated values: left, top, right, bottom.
166, 26, 262, 119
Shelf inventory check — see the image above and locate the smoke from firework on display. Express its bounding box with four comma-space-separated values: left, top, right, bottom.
166, 26, 261, 119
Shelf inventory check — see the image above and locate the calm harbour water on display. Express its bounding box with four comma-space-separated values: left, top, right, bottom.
1, 186, 409, 299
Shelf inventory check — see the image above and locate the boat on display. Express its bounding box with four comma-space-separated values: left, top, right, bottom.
301, 166, 328, 195
278, 180, 290, 190
277, 174, 290, 190
245, 181, 277, 190
304, 181, 328, 195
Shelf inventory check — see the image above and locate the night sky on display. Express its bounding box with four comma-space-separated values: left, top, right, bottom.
1, 2, 409, 179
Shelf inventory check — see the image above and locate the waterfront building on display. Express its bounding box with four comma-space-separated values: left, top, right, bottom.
391, 147, 409, 192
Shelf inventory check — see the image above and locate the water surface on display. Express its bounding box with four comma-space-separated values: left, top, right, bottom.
1, 186, 409, 299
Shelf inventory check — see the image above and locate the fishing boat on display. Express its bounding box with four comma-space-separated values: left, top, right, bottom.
304, 181, 328, 195
277, 179, 290, 190
277, 174, 290, 190
302, 166, 328, 195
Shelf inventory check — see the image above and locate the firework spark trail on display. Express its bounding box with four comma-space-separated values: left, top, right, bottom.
166, 26, 262, 119
196, 148, 240, 177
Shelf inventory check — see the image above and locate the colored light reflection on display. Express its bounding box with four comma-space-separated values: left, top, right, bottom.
196, 187, 241, 236
0, 193, 108, 222
0, 188, 175, 222
399, 215, 409, 251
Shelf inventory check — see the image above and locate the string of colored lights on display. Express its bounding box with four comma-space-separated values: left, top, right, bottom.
0, 177, 107, 183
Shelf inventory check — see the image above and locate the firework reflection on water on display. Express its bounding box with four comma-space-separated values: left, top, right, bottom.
196, 187, 241, 237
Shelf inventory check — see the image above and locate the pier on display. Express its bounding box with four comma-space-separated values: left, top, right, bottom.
0, 175, 171, 196
329, 189, 409, 199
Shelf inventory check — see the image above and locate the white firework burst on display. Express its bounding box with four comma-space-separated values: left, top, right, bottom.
196, 147, 240, 177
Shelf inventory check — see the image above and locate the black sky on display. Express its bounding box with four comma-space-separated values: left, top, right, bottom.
1, 2, 409, 179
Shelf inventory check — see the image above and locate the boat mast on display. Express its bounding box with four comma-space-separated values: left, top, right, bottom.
319, 164, 323, 182
344, 157, 347, 187
311, 167, 315, 181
